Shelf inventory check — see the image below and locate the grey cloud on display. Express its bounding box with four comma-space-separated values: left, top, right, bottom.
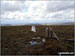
51, 9, 74, 19
47, 1, 74, 12
1, 1, 25, 12
1, 10, 4, 15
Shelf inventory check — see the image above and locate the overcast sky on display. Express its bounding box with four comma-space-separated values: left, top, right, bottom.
1, 0, 75, 25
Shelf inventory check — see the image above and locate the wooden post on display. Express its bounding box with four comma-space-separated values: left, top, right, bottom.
48, 27, 49, 37
46, 27, 49, 38
50, 28, 53, 38
51, 30, 53, 38
53, 31, 59, 40
50, 27, 60, 40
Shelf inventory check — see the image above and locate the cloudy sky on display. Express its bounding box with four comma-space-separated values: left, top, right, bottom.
1, 0, 75, 25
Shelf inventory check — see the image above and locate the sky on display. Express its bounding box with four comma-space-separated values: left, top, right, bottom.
1, 0, 75, 25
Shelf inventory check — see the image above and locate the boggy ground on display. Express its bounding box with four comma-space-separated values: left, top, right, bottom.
1, 25, 74, 55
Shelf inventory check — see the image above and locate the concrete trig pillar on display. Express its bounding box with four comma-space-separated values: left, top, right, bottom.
31, 26, 36, 32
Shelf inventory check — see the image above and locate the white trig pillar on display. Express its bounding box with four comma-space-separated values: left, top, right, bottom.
31, 26, 36, 32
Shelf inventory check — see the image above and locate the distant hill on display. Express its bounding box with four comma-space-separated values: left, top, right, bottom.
44, 22, 74, 25
0, 22, 74, 26
61, 22, 74, 25
55, 22, 74, 25
0, 24, 12, 26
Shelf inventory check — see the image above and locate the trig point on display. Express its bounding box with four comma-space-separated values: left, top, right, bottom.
31, 26, 36, 32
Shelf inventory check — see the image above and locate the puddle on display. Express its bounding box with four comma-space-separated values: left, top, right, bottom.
31, 26, 36, 32
42, 38, 46, 42
29, 38, 46, 45
25, 38, 46, 46
29, 41, 40, 45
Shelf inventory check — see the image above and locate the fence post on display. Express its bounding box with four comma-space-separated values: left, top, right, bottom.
46, 27, 49, 38
50, 28, 53, 38
51, 30, 53, 38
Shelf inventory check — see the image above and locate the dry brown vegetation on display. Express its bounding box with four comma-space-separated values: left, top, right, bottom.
1, 25, 74, 55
